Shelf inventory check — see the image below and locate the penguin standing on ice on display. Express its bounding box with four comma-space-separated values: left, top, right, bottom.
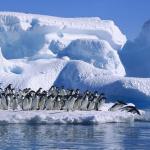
95, 94, 106, 111
87, 97, 97, 111
48, 86, 58, 97
12, 96, 18, 110
80, 92, 90, 111
6, 94, 14, 110
66, 94, 78, 111
31, 94, 40, 110
22, 92, 34, 111
45, 95, 55, 110
58, 86, 67, 97
73, 95, 83, 110
53, 96, 62, 110
38, 91, 48, 110
1, 93, 8, 110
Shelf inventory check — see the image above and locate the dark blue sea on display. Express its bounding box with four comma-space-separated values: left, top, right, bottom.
0, 122, 149, 150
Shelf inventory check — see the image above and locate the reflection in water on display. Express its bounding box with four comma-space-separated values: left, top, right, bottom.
0, 123, 149, 149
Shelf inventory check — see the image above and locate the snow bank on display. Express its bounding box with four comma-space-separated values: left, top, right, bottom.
0, 110, 145, 124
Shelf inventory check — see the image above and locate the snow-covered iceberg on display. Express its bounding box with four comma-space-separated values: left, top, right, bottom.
0, 12, 150, 108
120, 20, 150, 77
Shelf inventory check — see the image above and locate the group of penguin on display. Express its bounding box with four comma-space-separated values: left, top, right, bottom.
0, 84, 141, 115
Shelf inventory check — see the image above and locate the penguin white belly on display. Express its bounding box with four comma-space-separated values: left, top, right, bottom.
97, 101, 105, 111
62, 100, 69, 110
80, 100, 89, 111
39, 98, 46, 110
88, 101, 95, 111
8, 99, 13, 110
45, 99, 54, 110
0, 98, 4, 110
67, 98, 76, 111
23, 98, 29, 111
1, 97, 8, 110
12, 99, 18, 110
31, 97, 39, 110
73, 99, 82, 110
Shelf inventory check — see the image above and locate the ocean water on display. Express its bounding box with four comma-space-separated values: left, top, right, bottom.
0, 122, 150, 150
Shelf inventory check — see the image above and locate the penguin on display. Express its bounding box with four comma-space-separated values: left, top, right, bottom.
87, 96, 97, 111
48, 86, 58, 97
80, 94, 90, 111
53, 96, 62, 110
95, 96, 106, 111
5, 84, 12, 91
31, 94, 40, 110
22, 96, 29, 111
0, 94, 5, 110
73, 95, 83, 110
75, 89, 80, 95
38, 92, 47, 110
45, 95, 55, 110
120, 106, 141, 115
1, 93, 8, 110
22, 88, 31, 96
12, 96, 18, 110
36, 88, 42, 95
6, 94, 14, 110
62, 95, 72, 110
66, 94, 78, 111
17, 95, 25, 110
48, 86, 55, 95
109, 100, 127, 111
22, 95, 30, 111
58, 86, 67, 96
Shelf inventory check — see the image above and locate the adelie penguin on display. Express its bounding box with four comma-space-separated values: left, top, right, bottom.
109, 100, 127, 111
66, 94, 78, 111
120, 105, 141, 115
0, 93, 7, 110
87, 96, 97, 111
73, 95, 83, 110
45, 95, 55, 110
95, 96, 106, 111
58, 86, 67, 97
38, 93, 47, 110
22, 94, 31, 111
31, 94, 40, 110
53, 96, 62, 110
80, 93, 90, 111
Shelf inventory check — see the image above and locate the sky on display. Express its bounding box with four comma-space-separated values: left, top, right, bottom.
0, 0, 149, 40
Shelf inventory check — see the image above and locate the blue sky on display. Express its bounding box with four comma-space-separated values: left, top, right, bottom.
0, 0, 149, 40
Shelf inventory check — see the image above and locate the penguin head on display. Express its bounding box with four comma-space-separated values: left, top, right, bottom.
85, 90, 89, 95
51, 94, 55, 98
57, 96, 61, 101
76, 89, 80, 95
11, 89, 15, 94
100, 93, 105, 96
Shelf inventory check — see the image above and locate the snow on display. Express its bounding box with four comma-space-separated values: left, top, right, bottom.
0, 109, 145, 124
120, 20, 150, 77
0, 12, 150, 111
